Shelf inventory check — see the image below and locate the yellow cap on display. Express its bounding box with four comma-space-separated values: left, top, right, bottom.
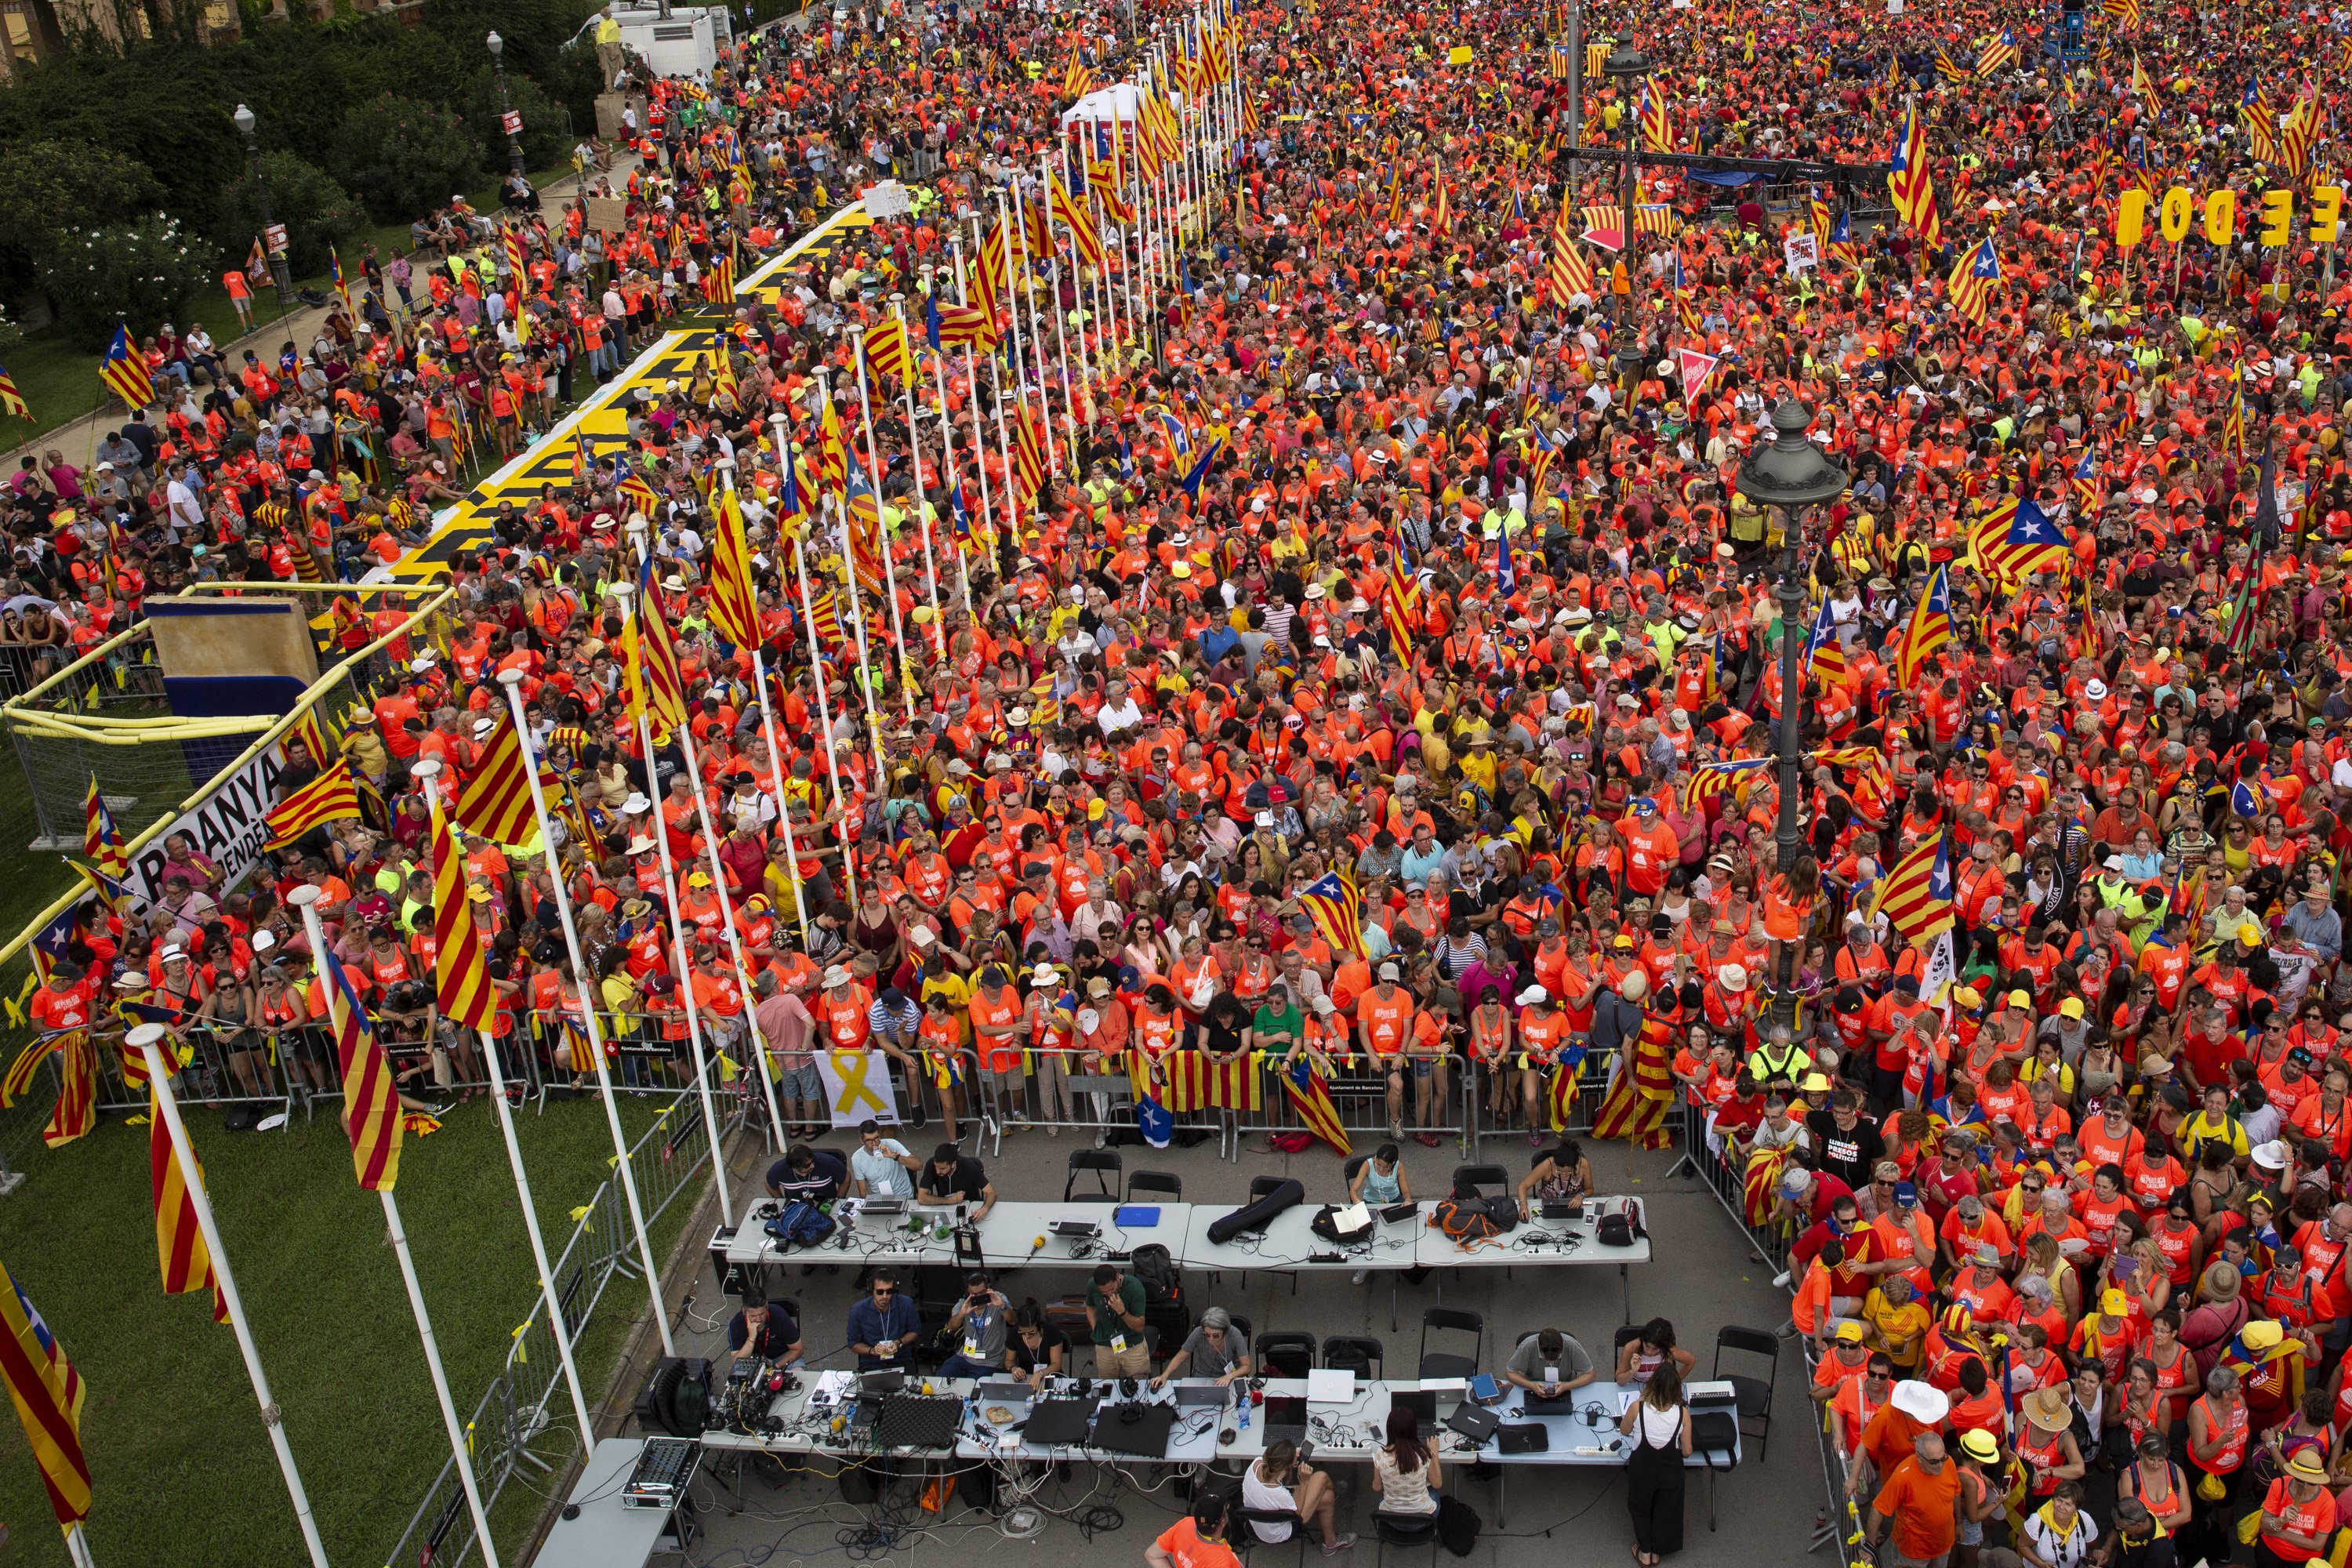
2007, 989, 2033, 1009
1833, 1322, 1867, 1343
2059, 997, 2085, 1020
2238, 922, 2263, 944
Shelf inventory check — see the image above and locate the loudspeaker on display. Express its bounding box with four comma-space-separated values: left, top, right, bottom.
636, 1356, 713, 1436
1205, 1179, 1304, 1244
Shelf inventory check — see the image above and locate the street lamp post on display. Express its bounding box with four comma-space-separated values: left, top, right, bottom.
487, 31, 527, 180
1602, 39, 1650, 325
1734, 399, 1850, 1032
231, 104, 296, 306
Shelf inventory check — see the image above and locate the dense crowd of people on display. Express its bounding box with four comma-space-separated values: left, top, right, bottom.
34, 0, 2352, 1558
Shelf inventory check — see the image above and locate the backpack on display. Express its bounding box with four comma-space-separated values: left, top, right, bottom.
762, 1200, 836, 1250
1593, 1196, 1646, 1247
1429, 1197, 1504, 1243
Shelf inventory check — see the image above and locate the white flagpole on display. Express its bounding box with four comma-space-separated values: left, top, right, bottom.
494, 670, 677, 1357
777, 481, 857, 909
631, 510, 789, 1154
611, 572, 737, 1224
992, 192, 1032, 440
951, 238, 1007, 573
1007, 183, 1062, 481
889, 299, 949, 651
845, 345, 916, 724
289, 890, 501, 1568
1040, 157, 1086, 463
923, 315, 974, 619
64, 1525, 95, 1568
125, 1025, 334, 1568
748, 642, 808, 942
403, 771, 597, 1465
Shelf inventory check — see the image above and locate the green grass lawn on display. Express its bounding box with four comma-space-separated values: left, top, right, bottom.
2, 161, 578, 452
0, 1091, 694, 1566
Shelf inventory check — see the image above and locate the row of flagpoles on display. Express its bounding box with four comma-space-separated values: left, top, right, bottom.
0, 6, 1256, 1559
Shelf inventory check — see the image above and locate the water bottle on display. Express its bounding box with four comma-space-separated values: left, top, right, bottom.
1238, 1394, 1250, 1432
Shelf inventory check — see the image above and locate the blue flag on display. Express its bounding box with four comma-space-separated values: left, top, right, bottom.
1496, 510, 1516, 594
924, 292, 945, 352
1135, 1090, 1172, 1149
2232, 778, 2263, 818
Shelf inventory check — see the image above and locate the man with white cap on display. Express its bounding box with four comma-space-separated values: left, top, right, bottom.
1359, 960, 1420, 1142
1513, 985, 1570, 1144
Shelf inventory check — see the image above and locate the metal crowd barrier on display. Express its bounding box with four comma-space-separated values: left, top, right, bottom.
1678, 1098, 1855, 1565
379, 1088, 746, 1568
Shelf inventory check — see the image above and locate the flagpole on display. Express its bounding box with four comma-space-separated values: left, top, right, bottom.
890, 299, 949, 652
950, 237, 1006, 580
612, 575, 737, 1222
492, 670, 677, 1358
844, 351, 914, 734
823, 482, 885, 770
289, 891, 501, 1568
747, 642, 810, 941
631, 506, 788, 1156
125, 1024, 333, 1568
782, 500, 857, 910
992, 192, 1033, 459
64, 1524, 95, 1568
1002, 187, 1056, 482
402, 772, 597, 1465
923, 314, 975, 620
1040, 157, 1086, 463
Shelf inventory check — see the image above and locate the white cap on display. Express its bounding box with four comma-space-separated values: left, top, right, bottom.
910, 926, 934, 946
2085, 679, 2109, 701
822, 965, 851, 988
1515, 985, 1548, 1007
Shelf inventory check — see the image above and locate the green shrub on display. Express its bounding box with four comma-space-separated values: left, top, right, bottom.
34, 213, 216, 351
212, 150, 366, 280
327, 93, 484, 223
0, 140, 165, 300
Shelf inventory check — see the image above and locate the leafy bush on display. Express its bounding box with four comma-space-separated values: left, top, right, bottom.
0, 140, 165, 299
212, 150, 366, 280
34, 213, 216, 351
327, 93, 484, 223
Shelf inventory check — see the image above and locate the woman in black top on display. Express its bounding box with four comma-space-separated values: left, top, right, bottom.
1007, 1301, 1069, 1387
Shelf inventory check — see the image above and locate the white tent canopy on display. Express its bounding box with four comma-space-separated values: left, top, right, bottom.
1060, 82, 1145, 125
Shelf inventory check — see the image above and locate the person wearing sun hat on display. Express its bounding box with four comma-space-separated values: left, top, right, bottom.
2252, 1446, 2338, 1568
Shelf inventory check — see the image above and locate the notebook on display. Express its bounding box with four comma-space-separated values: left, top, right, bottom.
1114, 1206, 1163, 1227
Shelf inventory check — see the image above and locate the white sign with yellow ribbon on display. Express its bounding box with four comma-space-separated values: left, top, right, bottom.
816, 1047, 902, 1127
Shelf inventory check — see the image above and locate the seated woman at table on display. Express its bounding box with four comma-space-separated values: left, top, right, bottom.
1007, 1300, 1069, 1388
1347, 1143, 1414, 1286
1515, 1139, 1593, 1215
1614, 1319, 1698, 1386
1244, 1437, 1358, 1555
1505, 1327, 1598, 1401
1372, 1406, 1442, 1516
1153, 1305, 1254, 1388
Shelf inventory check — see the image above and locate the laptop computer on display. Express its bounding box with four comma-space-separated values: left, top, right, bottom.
859, 1370, 906, 1396
1377, 1201, 1418, 1225
1093, 1403, 1178, 1457
1261, 1395, 1309, 1446
1174, 1382, 1231, 1407
1023, 1399, 1097, 1446
975, 1380, 1033, 1403
1496, 1423, 1548, 1455
1389, 1388, 1437, 1423
1446, 1403, 1501, 1443
1049, 1218, 1102, 1240
1537, 1201, 1582, 1221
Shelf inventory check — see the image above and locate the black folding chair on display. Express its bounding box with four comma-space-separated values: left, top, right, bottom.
1417, 1307, 1483, 1380
1064, 1149, 1122, 1201
1713, 1324, 1780, 1461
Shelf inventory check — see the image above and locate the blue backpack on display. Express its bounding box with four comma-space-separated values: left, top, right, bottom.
764, 1200, 836, 1249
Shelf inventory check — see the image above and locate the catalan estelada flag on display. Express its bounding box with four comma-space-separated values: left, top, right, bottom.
1545, 1040, 1591, 1133
150, 1088, 228, 1323
82, 777, 127, 882
1279, 1058, 1350, 1154
1298, 872, 1364, 957
0, 1258, 90, 1535
321, 947, 403, 1191
427, 792, 497, 1034
1893, 564, 1955, 687
263, 760, 363, 850
452, 715, 540, 848
1871, 832, 1958, 946
100, 322, 153, 411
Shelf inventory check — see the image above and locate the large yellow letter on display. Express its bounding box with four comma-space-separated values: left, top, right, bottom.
2117, 189, 2149, 247
2160, 186, 2194, 242
2203, 190, 2236, 244
2313, 185, 2345, 242
2262, 189, 2295, 246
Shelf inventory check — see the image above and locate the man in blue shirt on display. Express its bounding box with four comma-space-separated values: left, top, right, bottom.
845, 1268, 923, 1371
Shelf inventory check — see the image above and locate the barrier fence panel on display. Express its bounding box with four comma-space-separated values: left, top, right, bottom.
377, 1089, 746, 1568
1228, 1047, 1486, 1160
1679, 1098, 1859, 1564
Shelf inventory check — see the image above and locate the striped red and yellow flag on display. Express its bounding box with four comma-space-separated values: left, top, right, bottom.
82, 777, 128, 883
452, 717, 539, 848
0, 1258, 90, 1533
0, 1030, 96, 1150
427, 792, 498, 1033
321, 948, 403, 1191
863, 318, 914, 383
150, 1089, 227, 1323
1278, 1061, 1350, 1155
815, 394, 850, 495
263, 761, 363, 851
627, 554, 692, 738
707, 486, 763, 651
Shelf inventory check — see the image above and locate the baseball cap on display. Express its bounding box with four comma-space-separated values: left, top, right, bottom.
1832, 1322, 1866, 1343
2058, 997, 2085, 1019
1893, 1181, 1918, 1208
